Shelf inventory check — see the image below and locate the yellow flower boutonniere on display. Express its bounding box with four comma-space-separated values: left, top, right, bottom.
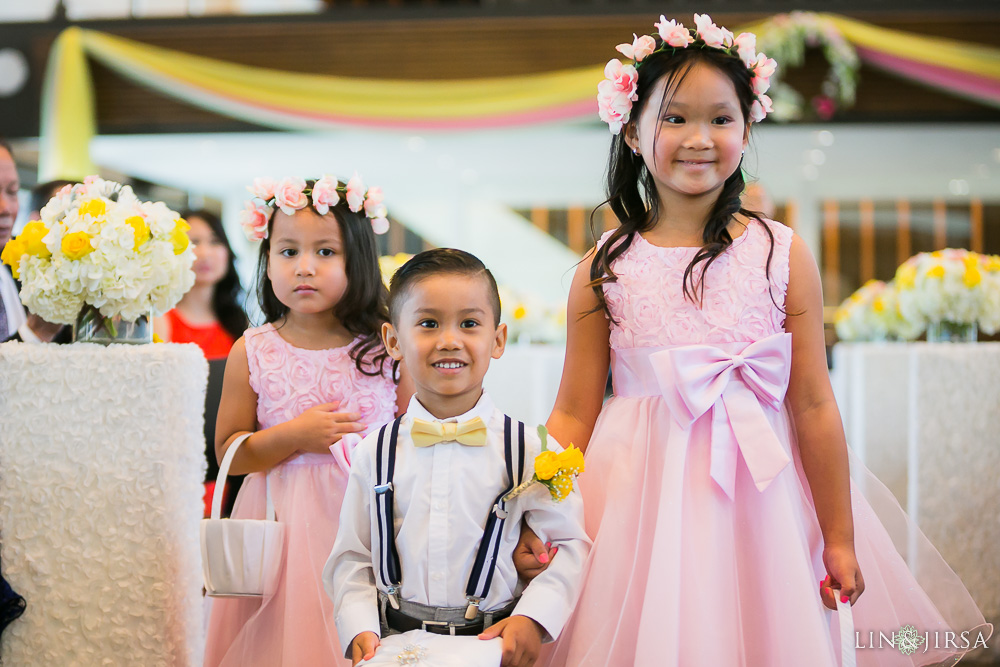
504, 426, 585, 503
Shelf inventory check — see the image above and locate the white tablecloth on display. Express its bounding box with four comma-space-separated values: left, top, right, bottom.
832, 342, 1000, 630
0, 342, 208, 666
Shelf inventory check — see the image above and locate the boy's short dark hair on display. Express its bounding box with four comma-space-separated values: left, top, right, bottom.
388, 248, 501, 326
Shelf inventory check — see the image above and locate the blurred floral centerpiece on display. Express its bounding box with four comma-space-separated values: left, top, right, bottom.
834, 279, 923, 343
895, 249, 1000, 342
0, 176, 195, 344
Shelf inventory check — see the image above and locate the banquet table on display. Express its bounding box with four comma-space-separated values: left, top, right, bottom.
831, 342, 1000, 632
0, 342, 207, 666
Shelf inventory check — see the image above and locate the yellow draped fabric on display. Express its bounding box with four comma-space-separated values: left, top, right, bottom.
38, 16, 1000, 180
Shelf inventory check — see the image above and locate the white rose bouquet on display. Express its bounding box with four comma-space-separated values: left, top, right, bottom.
835, 280, 889, 342
1, 176, 195, 329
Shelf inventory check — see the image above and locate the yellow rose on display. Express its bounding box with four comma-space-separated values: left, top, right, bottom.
985, 256, 1000, 272
171, 218, 191, 255
872, 297, 885, 313
549, 472, 573, 501
896, 264, 916, 290
925, 264, 945, 279
61, 231, 95, 260
127, 215, 151, 250
963, 266, 981, 288
513, 305, 527, 320
556, 445, 585, 475
19, 221, 51, 258
1, 237, 27, 278
533, 451, 560, 481
78, 198, 106, 218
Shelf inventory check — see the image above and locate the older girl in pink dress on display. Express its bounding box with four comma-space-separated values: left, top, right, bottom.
544, 15, 990, 666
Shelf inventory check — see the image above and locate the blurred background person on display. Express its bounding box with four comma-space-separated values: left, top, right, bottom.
154, 209, 248, 517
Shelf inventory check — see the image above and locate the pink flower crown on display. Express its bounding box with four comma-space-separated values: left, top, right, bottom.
599, 13, 778, 134
239, 174, 389, 242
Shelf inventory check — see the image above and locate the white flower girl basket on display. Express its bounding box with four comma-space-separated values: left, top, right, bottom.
200, 433, 285, 597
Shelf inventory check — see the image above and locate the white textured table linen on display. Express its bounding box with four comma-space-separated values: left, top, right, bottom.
0, 342, 208, 666
832, 342, 1000, 639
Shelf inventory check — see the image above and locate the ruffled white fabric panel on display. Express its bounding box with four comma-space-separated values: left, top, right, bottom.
0, 342, 208, 666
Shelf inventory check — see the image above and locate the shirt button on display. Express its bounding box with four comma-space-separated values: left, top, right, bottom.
432, 502, 443, 511
431, 572, 444, 581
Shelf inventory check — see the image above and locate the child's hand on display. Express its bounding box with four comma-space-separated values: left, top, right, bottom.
513, 523, 557, 583
820, 543, 865, 610
478, 614, 544, 667
350, 631, 380, 666
290, 401, 365, 454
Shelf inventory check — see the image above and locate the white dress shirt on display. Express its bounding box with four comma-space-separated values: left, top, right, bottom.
324, 392, 590, 654
0, 264, 30, 341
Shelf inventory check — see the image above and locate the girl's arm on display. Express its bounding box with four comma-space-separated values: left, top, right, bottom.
394, 361, 414, 416
784, 236, 864, 607
215, 336, 365, 475
545, 251, 612, 453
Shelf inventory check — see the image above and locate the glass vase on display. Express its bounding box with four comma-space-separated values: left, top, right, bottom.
925, 320, 978, 343
73, 306, 153, 345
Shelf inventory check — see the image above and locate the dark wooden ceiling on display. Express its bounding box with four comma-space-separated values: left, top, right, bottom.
2, 9, 998, 138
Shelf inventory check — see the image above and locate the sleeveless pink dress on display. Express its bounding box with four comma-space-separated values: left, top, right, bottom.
204, 323, 397, 667
547, 220, 989, 666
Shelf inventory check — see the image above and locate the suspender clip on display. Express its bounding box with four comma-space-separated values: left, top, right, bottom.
386, 585, 401, 610
374, 482, 393, 495
492, 503, 508, 519
464, 596, 483, 621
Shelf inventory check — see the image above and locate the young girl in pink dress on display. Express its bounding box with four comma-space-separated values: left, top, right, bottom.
544, 14, 991, 666
204, 176, 409, 666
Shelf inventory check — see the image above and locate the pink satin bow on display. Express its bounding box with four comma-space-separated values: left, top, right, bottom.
650, 332, 793, 499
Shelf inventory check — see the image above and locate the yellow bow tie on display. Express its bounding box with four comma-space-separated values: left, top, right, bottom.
411, 417, 488, 448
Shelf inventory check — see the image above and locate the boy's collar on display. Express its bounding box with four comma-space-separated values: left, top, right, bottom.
406, 392, 495, 425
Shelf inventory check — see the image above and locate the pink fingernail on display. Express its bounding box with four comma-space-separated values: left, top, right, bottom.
538, 553, 549, 564
841, 595, 849, 603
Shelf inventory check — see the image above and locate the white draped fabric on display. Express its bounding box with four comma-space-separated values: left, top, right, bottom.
0, 342, 208, 666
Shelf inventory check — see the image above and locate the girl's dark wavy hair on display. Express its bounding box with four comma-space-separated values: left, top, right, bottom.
181, 209, 249, 342
589, 43, 777, 318
253, 181, 391, 378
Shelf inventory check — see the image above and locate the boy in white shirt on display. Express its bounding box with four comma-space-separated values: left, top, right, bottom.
324, 249, 589, 667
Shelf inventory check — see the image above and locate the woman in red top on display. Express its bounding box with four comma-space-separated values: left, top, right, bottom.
155, 209, 247, 358
155, 210, 248, 516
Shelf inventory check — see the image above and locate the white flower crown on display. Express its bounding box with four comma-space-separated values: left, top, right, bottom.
239, 174, 389, 242
598, 13, 778, 134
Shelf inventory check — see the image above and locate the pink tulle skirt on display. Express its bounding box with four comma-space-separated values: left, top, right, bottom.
204, 453, 350, 667
545, 389, 990, 667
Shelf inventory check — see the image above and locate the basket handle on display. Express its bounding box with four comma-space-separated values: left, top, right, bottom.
211, 433, 274, 522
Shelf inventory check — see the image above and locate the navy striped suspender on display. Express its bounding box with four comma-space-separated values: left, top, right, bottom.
464, 416, 525, 619
372, 414, 526, 617
374, 416, 404, 608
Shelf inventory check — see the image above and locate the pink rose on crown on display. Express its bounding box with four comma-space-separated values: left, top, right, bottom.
733, 32, 757, 67
239, 201, 270, 241
602, 59, 638, 100
693, 14, 730, 49
752, 74, 771, 96
616, 34, 657, 62
370, 217, 390, 235
312, 175, 340, 215
752, 54, 778, 79
249, 177, 278, 202
750, 94, 773, 123
275, 177, 308, 215
363, 186, 385, 217
345, 173, 366, 213
655, 17, 694, 48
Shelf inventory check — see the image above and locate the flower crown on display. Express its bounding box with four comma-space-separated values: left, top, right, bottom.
598, 13, 778, 134
239, 174, 389, 242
